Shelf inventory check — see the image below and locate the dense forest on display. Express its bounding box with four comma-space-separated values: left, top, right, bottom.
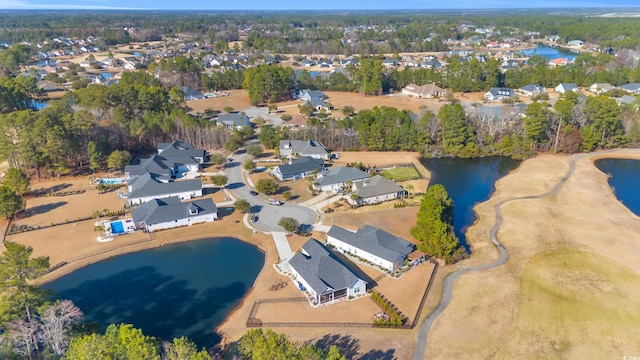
2, 10, 640, 53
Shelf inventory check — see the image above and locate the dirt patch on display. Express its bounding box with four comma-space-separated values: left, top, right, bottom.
186, 89, 250, 113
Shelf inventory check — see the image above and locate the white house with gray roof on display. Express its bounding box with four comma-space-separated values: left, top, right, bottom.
555, 83, 578, 94
314, 166, 370, 192
126, 173, 203, 205
279, 140, 329, 160
125, 141, 206, 179
273, 156, 325, 181
131, 196, 218, 232
484, 88, 515, 102
348, 175, 406, 206
289, 238, 367, 305
619, 83, 640, 95
327, 225, 415, 273
518, 84, 546, 98
217, 112, 251, 130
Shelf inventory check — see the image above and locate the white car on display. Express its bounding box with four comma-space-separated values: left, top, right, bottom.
269, 200, 283, 206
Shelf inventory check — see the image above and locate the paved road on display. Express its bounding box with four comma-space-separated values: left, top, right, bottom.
412, 151, 612, 359
225, 142, 318, 232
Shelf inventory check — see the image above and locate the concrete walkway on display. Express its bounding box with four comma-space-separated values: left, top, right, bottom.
271, 231, 294, 272
304, 191, 341, 210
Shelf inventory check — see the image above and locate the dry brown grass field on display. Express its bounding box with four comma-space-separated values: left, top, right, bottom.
425, 149, 640, 359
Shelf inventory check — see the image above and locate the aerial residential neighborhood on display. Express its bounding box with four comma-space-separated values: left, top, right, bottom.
1, 5, 640, 360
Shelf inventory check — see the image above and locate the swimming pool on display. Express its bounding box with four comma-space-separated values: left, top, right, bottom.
109, 221, 125, 234
98, 178, 127, 185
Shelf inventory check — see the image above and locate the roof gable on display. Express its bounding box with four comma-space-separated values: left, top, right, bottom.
289, 238, 364, 296
131, 196, 217, 225
317, 166, 370, 186
328, 225, 415, 263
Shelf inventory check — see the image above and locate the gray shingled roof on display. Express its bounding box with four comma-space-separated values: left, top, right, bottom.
327, 225, 414, 264
289, 238, 364, 296
520, 84, 545, 93
619, 83, 640, 92
558, 83, 577, 91
131, 196, 217, 225
279, 140, 328, 157
353, 175, 404, 199
277, 157, 324, 177
128, 174, 202, 200
486, 87, 514, 97
125, 141, 203, 177
316, 166, 370, 187
218, 112, 250, 127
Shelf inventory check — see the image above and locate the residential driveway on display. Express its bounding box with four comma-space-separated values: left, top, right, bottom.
270, 232, 294, 272
226, 142, 318, 232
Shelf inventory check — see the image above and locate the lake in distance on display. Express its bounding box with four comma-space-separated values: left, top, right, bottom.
43, 237, 264, 348
421, 156, 521, 250
595, 158, 640, 216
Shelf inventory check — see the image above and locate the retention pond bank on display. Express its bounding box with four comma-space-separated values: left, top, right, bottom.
421, 156, 521, 249
43, 237, 264, 348
595, 158, 640, 216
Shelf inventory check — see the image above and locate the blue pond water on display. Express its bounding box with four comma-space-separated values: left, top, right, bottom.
520, 45, 579, 62
421, 157, 521, 250
595, 158, 640, 216
43, 238, 264, 348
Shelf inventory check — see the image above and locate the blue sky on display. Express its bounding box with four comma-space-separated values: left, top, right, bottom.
0, 0, 638, 10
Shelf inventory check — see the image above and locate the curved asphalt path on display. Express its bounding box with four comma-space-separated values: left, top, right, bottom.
413, 151, 613, 360
225, 141, 318, 232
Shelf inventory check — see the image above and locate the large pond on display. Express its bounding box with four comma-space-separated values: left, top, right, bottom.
520, 45, 580, 62
595, 158, 640, 216
43, 238, 264, 348
421, 157, 521, 249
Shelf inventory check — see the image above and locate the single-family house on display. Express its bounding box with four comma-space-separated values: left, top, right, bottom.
279, 140, 329, 160
306, 98, 330, 111
217, 112, 251, 130
567, 40, 585, 47
284, 115, 308, 130
327, 225, 415, 273
179, 86, 205, 100
131, 196, 218, 232
298, 89, 325, 102
125, 141, 206, 179
340, 58, 358, 67
616, 95, 637, 106
349, 175, 406, 206
555, 83, 578, 94
315, 166, 370, 192
402, 83, 445, 99
317, 59, 333, 68
589, 83, 616, 94
549, 58, 570, 67
484, 88, 515, 102
382, 59, 397, 67
423, 60, 442, 69
38, 81, 62, 93
619, 83, 640, 94
518, 84, 546, 98
289, 238, 367, 305
273, 157, 325, 181
300, 59, 316, 67
125, 173, 203, 205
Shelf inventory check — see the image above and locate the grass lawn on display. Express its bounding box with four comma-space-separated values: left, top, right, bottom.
506, 249, 640, 358
381, 166, 421, 182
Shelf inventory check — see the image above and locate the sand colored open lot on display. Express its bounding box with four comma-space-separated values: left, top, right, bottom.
424, 149, 640, 359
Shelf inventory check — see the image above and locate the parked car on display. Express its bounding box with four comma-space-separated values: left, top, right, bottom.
249, 190, 258, 196
269, 200, 283, 205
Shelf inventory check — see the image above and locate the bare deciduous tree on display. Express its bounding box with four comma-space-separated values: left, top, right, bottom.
39, 300, 84, 357
5, 318, 39, 360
